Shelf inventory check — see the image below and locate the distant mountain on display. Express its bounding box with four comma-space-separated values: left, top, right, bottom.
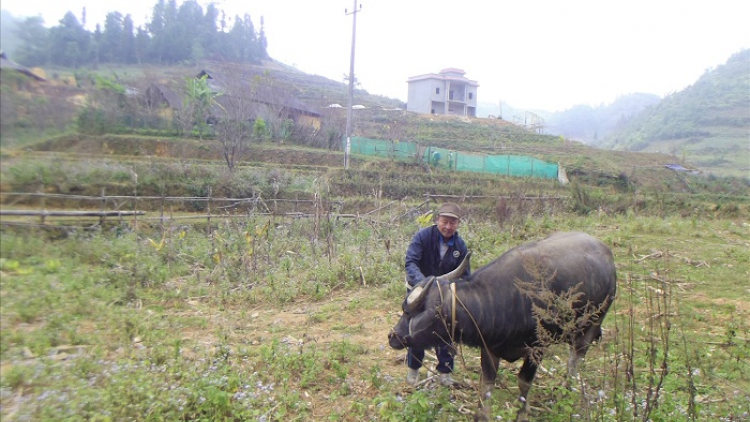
605, 49, 750, 178
477, 93, 661, 145
544, 93, 661, 145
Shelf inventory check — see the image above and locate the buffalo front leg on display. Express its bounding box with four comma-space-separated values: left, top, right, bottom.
515, 355, 540, 422
475, 349, 500, 422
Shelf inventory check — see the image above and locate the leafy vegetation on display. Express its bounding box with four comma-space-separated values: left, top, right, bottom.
1, 210, 748, 421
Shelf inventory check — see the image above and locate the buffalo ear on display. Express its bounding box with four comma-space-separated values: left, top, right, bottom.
405, 276, 434, 312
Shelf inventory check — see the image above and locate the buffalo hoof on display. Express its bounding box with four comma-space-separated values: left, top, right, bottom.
473, 408, 490, 422
515, 411, 530, 422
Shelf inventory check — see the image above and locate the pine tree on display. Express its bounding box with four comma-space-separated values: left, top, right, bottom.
48, 12, 90, 67
101, 12, 123, 63
121, 15, 137, 64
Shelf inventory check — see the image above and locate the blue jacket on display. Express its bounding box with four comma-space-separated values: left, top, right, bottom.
405, 225, 470, 287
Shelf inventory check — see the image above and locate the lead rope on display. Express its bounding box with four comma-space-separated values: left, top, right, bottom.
450, 282, 457, 342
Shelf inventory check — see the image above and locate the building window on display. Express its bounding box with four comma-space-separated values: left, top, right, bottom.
435, 87, 440, 94
449, 91, 454, 100
431, 109, 435, 114
469, 93, 473, 100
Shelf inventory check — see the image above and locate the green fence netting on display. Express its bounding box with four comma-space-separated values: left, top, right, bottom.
347, 137, 558, 180
348, 137, 418, 161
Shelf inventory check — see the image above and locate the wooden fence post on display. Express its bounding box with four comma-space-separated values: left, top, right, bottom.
206, 186, 212, 235
160, 190, 166, 230
39, 188, 46, 225
99, 187, 106, 226
133, 172, 138, 235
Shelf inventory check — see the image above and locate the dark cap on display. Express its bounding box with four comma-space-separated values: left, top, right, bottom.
438, 203, 462, 220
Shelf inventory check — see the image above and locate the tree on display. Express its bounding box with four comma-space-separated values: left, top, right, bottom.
320, 107, 346, 150
48, 12, 90, 67
134, 26, 150, 64
13, 16, 50, 67
101, 12, 123, 63
214, 97, 254, 170
177, 75, 219, 138
91, 24, 102, 67
159, 0, 188, 63
77, 75, 132, 134
210, 64, 268, 170
120, 15, 137, 64
258, 16, 268, 60
148, 0, 181, 63
223, 14, 261, 63
1, 10, 23, 56
201, 3, 220, 55
147, 0, 166, 62
8, 1, 271, 68
172, 1, 203, 63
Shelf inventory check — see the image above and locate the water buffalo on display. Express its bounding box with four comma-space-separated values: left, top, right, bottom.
388, 232, 617, 421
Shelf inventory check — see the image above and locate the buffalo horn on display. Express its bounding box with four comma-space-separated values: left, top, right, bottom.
439, 251, 472, 281
406, 285, 424, 307
405, 276, 435, 311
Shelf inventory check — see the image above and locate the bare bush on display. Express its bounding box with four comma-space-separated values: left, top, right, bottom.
319, 106, 346, 150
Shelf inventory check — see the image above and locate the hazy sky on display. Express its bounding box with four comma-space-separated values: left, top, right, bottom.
3, 0, 749, 111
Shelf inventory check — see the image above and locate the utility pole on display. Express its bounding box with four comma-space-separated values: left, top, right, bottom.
344, 0, 362, 169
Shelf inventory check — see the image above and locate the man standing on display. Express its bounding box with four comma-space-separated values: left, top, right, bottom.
404, 202, 471, 386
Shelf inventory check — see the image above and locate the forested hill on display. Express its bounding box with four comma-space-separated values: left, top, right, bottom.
604, 49, 750, 178
543, 93, 661, 144
0, 1, 267, 68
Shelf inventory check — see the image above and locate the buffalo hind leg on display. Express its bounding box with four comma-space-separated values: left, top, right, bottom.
515, 354, 540, 422
567, 321, 603, 388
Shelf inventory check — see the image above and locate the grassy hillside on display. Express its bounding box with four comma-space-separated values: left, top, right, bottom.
3, 55, 747, 193
605, 49, 750, 179
1, 133, 744, 224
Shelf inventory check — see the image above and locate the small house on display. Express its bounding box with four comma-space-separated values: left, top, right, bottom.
145, 83, 183, 120
407, 68, 478, 117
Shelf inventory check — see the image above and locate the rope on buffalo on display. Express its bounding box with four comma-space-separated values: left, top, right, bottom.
450, 282, 457, 343
453, 290, 499, 376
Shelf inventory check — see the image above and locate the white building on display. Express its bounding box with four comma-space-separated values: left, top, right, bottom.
406, 68, 478, 117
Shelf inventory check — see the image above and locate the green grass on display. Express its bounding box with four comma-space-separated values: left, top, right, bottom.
3, 54, 748, 420
1, 211, 748, 421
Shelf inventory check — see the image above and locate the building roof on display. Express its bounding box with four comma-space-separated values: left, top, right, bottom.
0, 52, 46, 82
407, 67, 478, 87
439, 68, 467, 76
147, 83, 183, 110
